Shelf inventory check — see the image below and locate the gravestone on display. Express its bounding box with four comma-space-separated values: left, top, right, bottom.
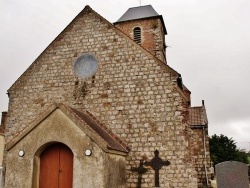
215, 161, 249, 188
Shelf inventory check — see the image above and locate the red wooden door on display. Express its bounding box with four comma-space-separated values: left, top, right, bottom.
39, 143, 73, 188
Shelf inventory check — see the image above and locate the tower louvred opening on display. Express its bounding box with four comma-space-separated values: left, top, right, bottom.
133, 27, 141, 44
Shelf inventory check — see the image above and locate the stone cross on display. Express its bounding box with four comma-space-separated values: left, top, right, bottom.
131, 160, 148, 188
144, 150, 170, 187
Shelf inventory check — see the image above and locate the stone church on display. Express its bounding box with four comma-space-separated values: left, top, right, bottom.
0, 5, 211, 188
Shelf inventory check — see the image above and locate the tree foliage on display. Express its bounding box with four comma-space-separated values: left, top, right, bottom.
209, 134, 249, 166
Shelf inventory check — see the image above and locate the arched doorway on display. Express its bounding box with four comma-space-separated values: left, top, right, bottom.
39, 143, 73, 188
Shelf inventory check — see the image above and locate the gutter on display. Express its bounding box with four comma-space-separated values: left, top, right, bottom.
190, 125, 208, 129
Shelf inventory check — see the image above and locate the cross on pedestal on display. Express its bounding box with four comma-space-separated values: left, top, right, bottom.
144, 150, 170, 187
131, 160, 148, 188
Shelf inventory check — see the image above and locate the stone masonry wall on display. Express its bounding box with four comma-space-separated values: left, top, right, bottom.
192, 128, 211, 187
5, 6, 196, 187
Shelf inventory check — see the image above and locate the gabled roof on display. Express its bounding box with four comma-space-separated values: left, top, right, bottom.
7, 103, 130, 154
189, 105, 208, 126
114, 5, 167, 34
8, 5, 175, 93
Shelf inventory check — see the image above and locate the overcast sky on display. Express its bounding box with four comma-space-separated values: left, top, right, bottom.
1, 0, 250, 150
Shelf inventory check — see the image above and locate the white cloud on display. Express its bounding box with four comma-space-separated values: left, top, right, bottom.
209, 119, 250, 151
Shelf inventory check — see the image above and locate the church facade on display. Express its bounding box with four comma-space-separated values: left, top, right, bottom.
1, 5, 211, 188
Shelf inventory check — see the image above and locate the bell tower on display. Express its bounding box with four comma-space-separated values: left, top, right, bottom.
114, 5, 168, 63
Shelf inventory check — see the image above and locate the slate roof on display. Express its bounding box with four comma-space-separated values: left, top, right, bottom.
114, 5, 167, 34
189, 106, 208, 126
116, 5, 159, 22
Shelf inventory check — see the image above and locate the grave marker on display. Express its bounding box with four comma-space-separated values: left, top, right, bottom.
216, 161, 249, 188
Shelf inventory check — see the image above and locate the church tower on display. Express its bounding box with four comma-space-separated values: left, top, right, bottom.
114, 5, 167, 63
2, 4, 211, 188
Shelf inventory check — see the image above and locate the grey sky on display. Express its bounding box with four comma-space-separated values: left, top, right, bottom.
1, 0, 250, 150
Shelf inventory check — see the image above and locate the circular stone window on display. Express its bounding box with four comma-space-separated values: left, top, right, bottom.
73, 54, 99, 79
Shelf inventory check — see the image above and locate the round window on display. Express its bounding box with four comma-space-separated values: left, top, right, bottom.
73, 54, 98, 79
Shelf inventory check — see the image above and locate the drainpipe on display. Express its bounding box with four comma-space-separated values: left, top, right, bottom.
203, 126, 209, 186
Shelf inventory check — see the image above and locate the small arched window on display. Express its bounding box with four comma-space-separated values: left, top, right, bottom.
133, 27, 141, 44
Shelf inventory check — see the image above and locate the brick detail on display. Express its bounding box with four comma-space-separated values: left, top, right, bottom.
115, 18, 167, 63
